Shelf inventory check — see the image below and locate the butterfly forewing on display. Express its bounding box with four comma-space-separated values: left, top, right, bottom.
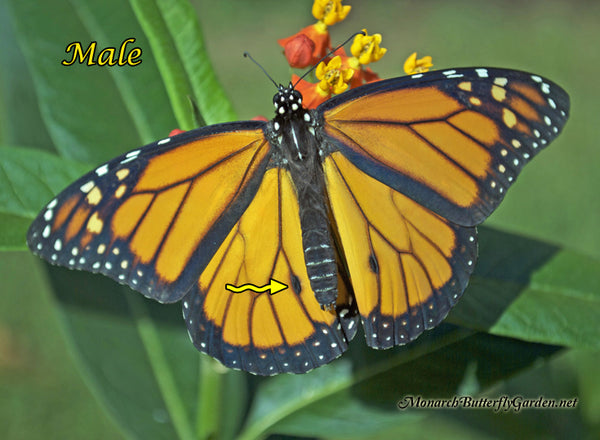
318, 68, 570, 226
27, 123, 271, 303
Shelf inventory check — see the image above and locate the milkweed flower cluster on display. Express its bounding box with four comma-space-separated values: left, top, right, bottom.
277, 0, 433, 109
278, 0, 388, 108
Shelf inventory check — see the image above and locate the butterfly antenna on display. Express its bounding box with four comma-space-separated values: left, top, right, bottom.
294, 31, 365, 87
244, 52, 278, 88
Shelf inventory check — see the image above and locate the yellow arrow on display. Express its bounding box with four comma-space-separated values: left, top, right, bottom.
225, 278, 288, 295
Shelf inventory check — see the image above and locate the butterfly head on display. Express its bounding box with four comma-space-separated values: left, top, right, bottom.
273, 83, 304, 118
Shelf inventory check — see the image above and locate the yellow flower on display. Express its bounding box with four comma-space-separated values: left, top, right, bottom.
350, 29, 387, 66
403, 52, 433, 75
312, 0, 351, 26
316, 56, 355, 95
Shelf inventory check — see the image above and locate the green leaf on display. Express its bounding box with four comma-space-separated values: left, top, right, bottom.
0, 3, 53, 151
0, 212, 33, 250
46, 266, 196, 439
7, 0, 178, 163
0, 146, 90, 249
240, 327, 560, 439
130, 0, 236, 127
571, 350, 600, 427
127, 0, 198, 130
0, 146, 90, 217
45, 265, 249, 440
449, 228, 600, 349
0, 252, 126, 439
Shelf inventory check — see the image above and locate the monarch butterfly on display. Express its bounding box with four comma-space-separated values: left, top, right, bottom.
27, 66, 569, 375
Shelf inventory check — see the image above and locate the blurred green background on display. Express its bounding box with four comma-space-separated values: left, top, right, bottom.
1, 0, 599, 439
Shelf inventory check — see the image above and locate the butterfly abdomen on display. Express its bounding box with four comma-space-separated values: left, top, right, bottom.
297, 169, 338, 308
284, 132, 338, 308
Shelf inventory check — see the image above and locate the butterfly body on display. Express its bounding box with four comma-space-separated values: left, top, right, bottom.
268, 85, 340, 308
28, 67, 569, 375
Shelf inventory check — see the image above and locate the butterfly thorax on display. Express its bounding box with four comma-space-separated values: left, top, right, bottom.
271, 84, 315, 162
269, 84, 338, 308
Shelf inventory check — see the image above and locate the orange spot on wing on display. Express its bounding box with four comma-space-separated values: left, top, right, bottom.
509, 81, 545, 105
131, 183, 189, 266
53, 194, 81, 232
80, 231, 93, 250
412, 121, 492, 178
112, 193, 153, 239
515, 120, 532, 136
65, 204, 90, 242
448, 110, 499, 147
508, 95, 541, 123
222, 291, 252, 346
252, 295, 284, 348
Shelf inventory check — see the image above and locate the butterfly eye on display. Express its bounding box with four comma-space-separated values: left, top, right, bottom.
292, 90, 303, 103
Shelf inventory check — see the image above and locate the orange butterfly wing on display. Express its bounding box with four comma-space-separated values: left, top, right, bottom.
318, 68, 569, 347
324, 152, 476, 347
319, 68, 569, 226
183, 167, 358, 374
27, 123, 271, 303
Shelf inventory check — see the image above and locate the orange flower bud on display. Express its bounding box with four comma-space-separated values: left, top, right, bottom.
278, 24, 331, 67
282, 34, 316, 68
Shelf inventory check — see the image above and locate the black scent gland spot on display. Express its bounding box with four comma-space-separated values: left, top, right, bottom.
369, 254, 379, 274
291, 274, 302, 294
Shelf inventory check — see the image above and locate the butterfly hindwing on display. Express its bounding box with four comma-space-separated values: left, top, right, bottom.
183, 167, 358, 375
323, 152, 477, 348
318, 68, 570, 226
27, 122, 271, 303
